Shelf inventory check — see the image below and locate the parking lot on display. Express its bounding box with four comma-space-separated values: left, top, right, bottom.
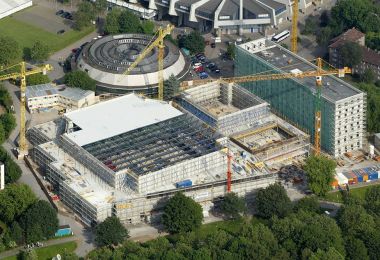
13, 5, 73, 34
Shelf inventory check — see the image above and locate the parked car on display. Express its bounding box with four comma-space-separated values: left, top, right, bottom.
207, 63, 216, 69
63, 12, 71, 19
199, 72, 208, 79
194, 66, 204, 73
57, 29, 65, 35
211, 42, 216, 48
195, 53, 205, 59
56, 10, 64, 16
192, 62, 202, 69
214, 67, 220, 73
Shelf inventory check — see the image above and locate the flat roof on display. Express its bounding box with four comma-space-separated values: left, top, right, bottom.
238, 39, 362, 102
26, 83, 93, 101
0, 0, 31, 18
64, 94, 183, 146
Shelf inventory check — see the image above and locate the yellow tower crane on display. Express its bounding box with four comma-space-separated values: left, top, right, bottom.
291, 0, 299, 53
0, 62, 53, 159
181, 60, 351, 155
123, 24, 175, 101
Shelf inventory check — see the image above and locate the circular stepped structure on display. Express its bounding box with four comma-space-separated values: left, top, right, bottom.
76, 34, 187, 96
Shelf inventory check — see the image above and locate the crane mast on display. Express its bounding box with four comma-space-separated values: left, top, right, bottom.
291, 0, 298, 53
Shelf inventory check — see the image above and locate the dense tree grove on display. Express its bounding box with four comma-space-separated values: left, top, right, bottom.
0, 36, 21, 66
104, 10, 155, 35
304, 155, 336, 196
255, 183, 293, 219
86, 184, 380, 259
179, 31, 205, 54
29, 41, 50, 63
356, 83, 380, 133
162, 192, 203, 234
64, 70, 96, 91
73, 2, 96, 31
95, 216, 129, 247
163, 74, 180, 100
25, 74, 50, 86
219, 192, 247, 219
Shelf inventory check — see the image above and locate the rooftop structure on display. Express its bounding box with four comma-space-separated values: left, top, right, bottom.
64, 94, 182, 146
76, 34, 187, 96
26, 83, 97, 113
235, 38, 366, 156
0, 0, 32, 19
177, 82, 270, 135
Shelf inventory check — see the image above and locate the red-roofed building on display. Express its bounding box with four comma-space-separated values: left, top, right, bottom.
329, 28, 380, 81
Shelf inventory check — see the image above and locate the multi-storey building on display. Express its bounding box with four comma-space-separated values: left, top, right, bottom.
235, 38, 367, 157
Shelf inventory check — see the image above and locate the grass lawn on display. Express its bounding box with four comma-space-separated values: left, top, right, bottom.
323, 184, 378, 203
4, 241, 77, 260
0, 17, 94, 53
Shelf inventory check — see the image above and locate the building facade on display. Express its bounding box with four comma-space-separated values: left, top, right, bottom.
329, 28, 380, 81
26, 84, 98, 113
235, 39, 366, 157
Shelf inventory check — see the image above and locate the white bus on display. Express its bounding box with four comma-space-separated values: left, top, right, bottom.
272, 30, 290, 43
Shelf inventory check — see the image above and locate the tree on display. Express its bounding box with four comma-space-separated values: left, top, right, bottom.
302, 15, 319, 35
344, 236, 369, 260
0, 147, 22, 184
0, 184, 37, 223
255, 183, 292, 219
320, 10, 331, 27
104, 9, 121, 34
0, 123, 6, 144
0, 113, 16, 138
219, 192, 246, 219
61, 251, 79, 260
140, 20, 155, 35
365, 185, 380, 216
304, 155, 336, 196
337, 204, 375, 235
226, 44, 235, 60
17, 249, 38, 260
163, 74, 180, 100
360, 68, 376, 83
294, 196, 321, 213
30, 41, 49, 63
118, 10, 141, 33
9, 221, 23, 245
0, 84, 13, 110
339, 41, 363, 67
310, 247, 344, 260
64, 71, 96, 91
95, 216, 129, 247
94, 0, 107, 17
162, 192, 203, 233
73, 2, 95, 31
0, 36, 21, 66
317, 27, 333, 46
20, 200, 59, 243
26, 74, 50, 86
183, 31, 205, 55
361, 229, 380, 260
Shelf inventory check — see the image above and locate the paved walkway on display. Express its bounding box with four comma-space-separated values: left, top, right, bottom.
0, 236, 77, 259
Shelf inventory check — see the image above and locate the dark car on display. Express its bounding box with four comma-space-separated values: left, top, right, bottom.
211, 43, 216, 48
56, 10, 64, 16
63, 12, 71, 18
207, 62, 216, 69
57, 29, 65, 35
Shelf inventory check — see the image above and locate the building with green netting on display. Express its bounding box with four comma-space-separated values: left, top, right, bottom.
235, 38, 366, 157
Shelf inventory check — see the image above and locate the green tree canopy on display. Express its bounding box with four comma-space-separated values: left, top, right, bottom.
95, 216, 129, 247
310, 247, 344, 260
365, 185, 380, 216
104, 9, 121, 34
337, 204, 375, 235
226, 44, 235, 60
0, 184, 37, 223
338, 41, 363, 67
162, 192, 203, 233
64, 71, 96, 91
294, 196, 321, 213
26, 74, 50, 86
344, 235, 369, 260
0, 113, 16, 138
255, 183, 292, 219
140, 20, 155, 35
163, 74, 180, 100
73, 2, 95, 31
30, 41, 50, 63
0, 84, 13, 110
118, 10, 141, 33
0, 123, 6, 144
302, 15, 319, 35
0, 36, 21, 66
20, 200, 59, 243
304, 155, 336, 196
0, 147, 22, 184
94, 0, 107, 16
219, 192, 247, 219
183, 31, 205, 55
360, 68, 376, 83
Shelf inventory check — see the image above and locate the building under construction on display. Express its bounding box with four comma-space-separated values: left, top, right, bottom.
28, 94, 280, 226
177, 82, 310, 168
235, 38, 366, 157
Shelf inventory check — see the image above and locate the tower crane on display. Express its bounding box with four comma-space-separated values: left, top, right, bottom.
123, 24, 175, 101
291, 0, 299, 53
181, 59, 352, 155
0, 62, 53, 159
